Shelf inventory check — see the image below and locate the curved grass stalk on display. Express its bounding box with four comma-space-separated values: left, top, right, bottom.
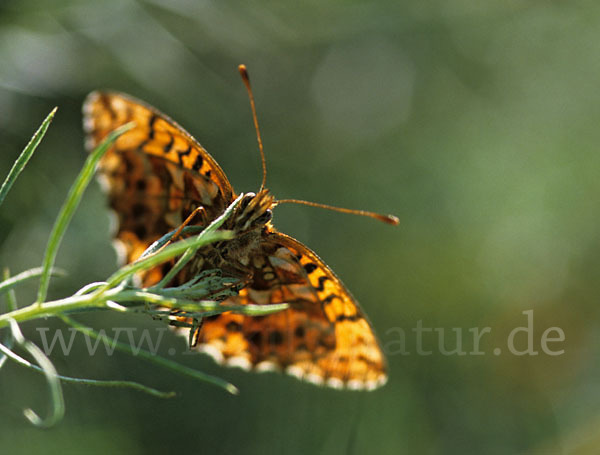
8, 319, 64, 428
0, 340, 175, 399
0, 267, 66, 297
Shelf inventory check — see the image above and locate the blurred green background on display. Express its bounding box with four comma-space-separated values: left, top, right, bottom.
1, 1, 599, 454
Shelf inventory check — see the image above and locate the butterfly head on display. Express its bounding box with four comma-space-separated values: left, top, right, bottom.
233, 189, 274, 233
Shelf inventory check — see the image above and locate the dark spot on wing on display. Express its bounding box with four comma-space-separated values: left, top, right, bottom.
303, 263, 318, 275
192, 153, 203, 172
319, 335, 336, 350
121, 154, 134, 173
163, 134, 174, 155
315, 276, 330, 292
247, 330, 262, 347
268, 331, 283, 346
132, 203, 147, 218
148, 114, 157, 139
176, 144, 191, 164
134, 224, 147, 239
322, 293, 337, 304
226, 321, 242, 332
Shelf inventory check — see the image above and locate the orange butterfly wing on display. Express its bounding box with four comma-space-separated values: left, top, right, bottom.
83, 91, 387, 390
83, 91, 234, 274
188, 231, 387, 390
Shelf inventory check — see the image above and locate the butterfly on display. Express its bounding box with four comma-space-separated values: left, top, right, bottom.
82, 66, 397, 390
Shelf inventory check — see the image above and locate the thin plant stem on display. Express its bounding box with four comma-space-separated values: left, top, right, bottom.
0, 267, 66, 297
98, 230, 233, 293
0, 341, 175, 399
59, 315, 239, 395
36, 122, 134, 305
0, 108, 57, 208
9, 319, 64, 428
0, 269, 17, 370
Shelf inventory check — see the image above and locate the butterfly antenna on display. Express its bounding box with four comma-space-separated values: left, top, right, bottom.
275, 198, 400, 225
239, 64, 267, 191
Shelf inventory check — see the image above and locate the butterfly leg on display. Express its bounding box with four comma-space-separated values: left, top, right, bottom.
188, 317, 205, 348
156, 206, 208, 254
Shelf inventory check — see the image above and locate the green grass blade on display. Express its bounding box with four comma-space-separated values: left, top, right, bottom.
137, 226, 205, 259
0, 341, 175, 399
150, 193, 244, 290
0, 269, 17, 370
100, 230, 233, 291
0, 267, 66, 297
113, 289, 287, 315
2, 268, 18, 312
36, 122, 134, 304
59, 315, 239, 394
153, 245, 197, 290
0, 107, 57, 208
0, 334, 13, 370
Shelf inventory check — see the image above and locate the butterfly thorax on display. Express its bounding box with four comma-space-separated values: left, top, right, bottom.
187, 189, 275, 280
229, 189, 274, 234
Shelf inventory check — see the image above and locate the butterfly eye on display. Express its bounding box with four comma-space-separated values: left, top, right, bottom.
256, 210, 272, 225
240, 193, 255, 211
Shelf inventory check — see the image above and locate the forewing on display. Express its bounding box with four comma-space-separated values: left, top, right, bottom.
82, 91, 235, 275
